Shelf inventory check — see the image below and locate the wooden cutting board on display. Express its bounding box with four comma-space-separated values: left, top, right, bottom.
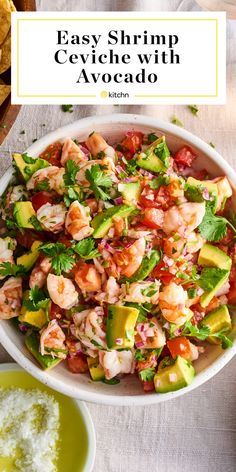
0, 0, 36, 145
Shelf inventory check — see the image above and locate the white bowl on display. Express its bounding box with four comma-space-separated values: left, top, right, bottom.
0, 113, 235, 406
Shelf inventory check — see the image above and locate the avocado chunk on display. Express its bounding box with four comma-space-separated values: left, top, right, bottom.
201, 305, 232, 344
91, 204, 136, 238
136, 136, 170, 173
121, 249, 161, 283
186, 177, 218, 212
118, 182, 141, 203
87, 357, 105, 381
154, 356, 195, 393
19, 307, 48, 329
106, 305, 139, 349
17, 240, 42, 271
13, 153, 49, 182
200, 270, 230, 308
13, 201, 38, 229
25, 332, 62, 370
198, 244, 232, 271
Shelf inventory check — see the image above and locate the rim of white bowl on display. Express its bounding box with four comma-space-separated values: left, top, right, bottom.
0, 113, 235, 406
0, 362, 96, 472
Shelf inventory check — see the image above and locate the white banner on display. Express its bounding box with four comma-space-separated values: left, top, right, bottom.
11, 11, 226, 105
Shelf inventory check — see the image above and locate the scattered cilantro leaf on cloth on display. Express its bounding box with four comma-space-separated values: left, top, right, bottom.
62, 105, 73, 113
171, 116, 184, 127
198, 206, 227, 241
0, 262, 26, 277
72, 238, 100, 260
187, 105, 199, 116
40, 242, 75, 275
85, 164, 112, 200
63, 159, 80, 186
139, 368, 156, 382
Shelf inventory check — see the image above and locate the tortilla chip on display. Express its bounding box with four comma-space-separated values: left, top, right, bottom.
0, 0, 11, 45
0, 32, 11, 74
0, 84, 11, 106
9, 1, 16, 12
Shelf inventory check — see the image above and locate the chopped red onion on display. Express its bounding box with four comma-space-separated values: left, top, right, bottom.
202, 187, 210, 200
115, 338, 123, 345
19, 324, 28, 333
114, 196, 123, 205
136, 341, 145, 348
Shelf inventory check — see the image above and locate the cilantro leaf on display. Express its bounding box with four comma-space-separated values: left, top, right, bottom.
139, 367, 156, 382
149, 175, 170, 190
0, 262, 27, 277
187, 105, 199, 116
23, 286, 50, 312
134, 350, 147, 361
198, 268, 229, 292
63, 186, 84, 208
102, 377, 120, 385
62, 104, 73, 113
28, 216, 43, 231
40, 242, 75, 275
171, 116, 184, 127
199, 206, 227, 241
181, 321, 210, 340
22, 153, 36, 164
211, 331, 233, 349
153, 141, 170, 168
85, 164, 112, 200
146, 133, 158, 144
63, 159, 80, 186
72, 238, 100, 260
121, 157, 138, 176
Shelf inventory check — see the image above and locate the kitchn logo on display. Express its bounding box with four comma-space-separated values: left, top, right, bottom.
100, 91, 129, 99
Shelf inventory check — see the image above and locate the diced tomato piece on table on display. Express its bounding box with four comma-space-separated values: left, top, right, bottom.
31, 191, 53, 211
67, 354, 89, 373
167, 337, 192, 360
173, 145, 196, 168
39, 142, 63, 166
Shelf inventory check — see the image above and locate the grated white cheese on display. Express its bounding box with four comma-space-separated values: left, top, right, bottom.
0, 388, 60, 472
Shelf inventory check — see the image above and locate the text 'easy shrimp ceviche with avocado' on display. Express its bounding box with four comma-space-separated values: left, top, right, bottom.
0, 129, 236, 394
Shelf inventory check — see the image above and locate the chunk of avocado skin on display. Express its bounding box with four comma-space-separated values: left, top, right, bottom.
17, 240, 42, 271
25, 333, 62, 370
87, 357, 105, 381
118, 182, 141, 203
198, 244, 232, 271
201, 305, 232, 344
121, 249, 161, 283
106, 305, 139, 349
136, 136, 169, 173
91, 204, 136, 238
154, 356, 195, 393
200, 271, 230, 308
13, 201, 37, 229
13, 153, 49, 182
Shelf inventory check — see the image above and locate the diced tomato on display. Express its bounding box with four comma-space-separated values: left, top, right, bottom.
143, 208, 164, 229
57, 234, 72, 248
39, 142, 63, 166
16, 230, 43, 249
163, 237, 185, 259
142, 380, 155, 392
67, 354, 89, 373
228, 282, 236, 305
49, 302, 63, 320
167, 337, 192, 360
121, 131, 144, 157
173, 145, 196, 168
31, 191, 53, 211
151, 261, 174, 285
139, 187, 160, 209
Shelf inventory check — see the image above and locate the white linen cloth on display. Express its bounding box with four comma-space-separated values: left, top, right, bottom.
0, 1, 236, 471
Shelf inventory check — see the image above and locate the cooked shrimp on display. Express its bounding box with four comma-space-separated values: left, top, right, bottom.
47, 274, 78, 309
113, 237, 146, 278
73, 307, 106, 355
122, 280, 160, 304
85, 132, 116, 161
37, 202, 67, 233
99, 349, 135, 379
61, 138, 87, 166
163, 202, 206, 236
186, 231, 205, 254
0, 277, 22, 319
0, 237, 16, 280
159, 282, 192, 326
40, 319, 67, 359
74, 263, 102, 293
27, 166, 65, 195
94, 276, 121, 304
135, 318, 166, 349
29, 257, 51, 289
6, 185, 28, 207
65, 201, 93, 241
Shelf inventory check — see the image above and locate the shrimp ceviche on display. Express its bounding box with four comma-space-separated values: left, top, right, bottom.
0, 130, 236, 394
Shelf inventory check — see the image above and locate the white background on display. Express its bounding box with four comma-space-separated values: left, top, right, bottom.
11, 11, 226, 104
